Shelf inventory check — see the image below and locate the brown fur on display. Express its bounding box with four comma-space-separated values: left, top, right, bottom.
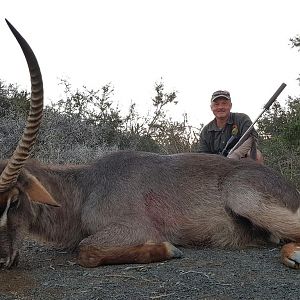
78, 241, 175, 267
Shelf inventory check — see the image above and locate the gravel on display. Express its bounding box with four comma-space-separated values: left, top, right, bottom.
0, 240, 299, 300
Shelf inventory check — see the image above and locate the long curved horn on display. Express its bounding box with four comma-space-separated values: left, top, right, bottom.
0, 20, 43, 192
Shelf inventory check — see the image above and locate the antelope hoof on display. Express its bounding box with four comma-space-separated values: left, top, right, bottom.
163, 242, 183, 259
281, 243, 300, 269
0, 251, 19, 269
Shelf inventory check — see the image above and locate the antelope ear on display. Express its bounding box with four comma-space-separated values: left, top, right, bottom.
22, 173, 60, 207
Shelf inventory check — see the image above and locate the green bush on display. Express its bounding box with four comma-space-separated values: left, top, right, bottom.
257, 97, 300, 189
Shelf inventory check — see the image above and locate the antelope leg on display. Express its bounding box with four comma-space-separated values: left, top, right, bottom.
78, 240, 182, 267
281, 243, 300, 269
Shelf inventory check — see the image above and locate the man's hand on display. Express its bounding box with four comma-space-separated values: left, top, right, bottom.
227, 151, 241, 160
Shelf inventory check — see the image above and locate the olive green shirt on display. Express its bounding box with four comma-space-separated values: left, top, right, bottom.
199, 112, 257, 156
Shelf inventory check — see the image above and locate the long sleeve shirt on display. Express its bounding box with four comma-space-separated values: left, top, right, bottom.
198, 112, 258, 157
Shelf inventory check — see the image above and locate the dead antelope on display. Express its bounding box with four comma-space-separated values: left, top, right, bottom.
1, 20, 300, 270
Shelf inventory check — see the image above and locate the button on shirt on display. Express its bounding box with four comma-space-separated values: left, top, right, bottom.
199, 112, 257, 155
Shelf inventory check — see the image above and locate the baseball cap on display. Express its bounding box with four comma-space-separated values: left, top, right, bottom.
211, 90, 231, 102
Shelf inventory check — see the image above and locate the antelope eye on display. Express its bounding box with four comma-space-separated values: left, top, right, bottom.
9, 197, 20, 210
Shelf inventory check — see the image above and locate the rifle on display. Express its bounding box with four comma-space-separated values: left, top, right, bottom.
227, 83, 287, 156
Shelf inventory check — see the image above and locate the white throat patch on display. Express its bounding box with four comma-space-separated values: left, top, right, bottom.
0, 199, 11, 227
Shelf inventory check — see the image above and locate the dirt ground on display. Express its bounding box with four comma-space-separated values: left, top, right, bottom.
1, 241, 300, 300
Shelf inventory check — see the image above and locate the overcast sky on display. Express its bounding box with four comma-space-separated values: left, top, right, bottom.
1, 0, 300, 127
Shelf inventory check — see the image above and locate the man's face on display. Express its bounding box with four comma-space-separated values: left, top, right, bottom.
210, 98, 232, 120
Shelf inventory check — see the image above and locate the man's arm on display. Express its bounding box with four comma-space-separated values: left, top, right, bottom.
198, 128, 211, 153
239, 113, 258, 138
227, 136, 254, 159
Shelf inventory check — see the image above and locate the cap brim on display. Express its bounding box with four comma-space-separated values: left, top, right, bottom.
211, 95, 231, 102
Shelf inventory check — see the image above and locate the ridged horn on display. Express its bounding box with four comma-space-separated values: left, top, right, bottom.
0, 20, 43, 192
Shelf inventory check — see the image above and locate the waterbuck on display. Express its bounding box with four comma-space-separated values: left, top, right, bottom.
0, 20, 300, 270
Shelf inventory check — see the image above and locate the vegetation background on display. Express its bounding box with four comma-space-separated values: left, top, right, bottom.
0, 37, 299, 189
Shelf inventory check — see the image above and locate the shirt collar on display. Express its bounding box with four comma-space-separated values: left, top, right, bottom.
208, 113, 234, 132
